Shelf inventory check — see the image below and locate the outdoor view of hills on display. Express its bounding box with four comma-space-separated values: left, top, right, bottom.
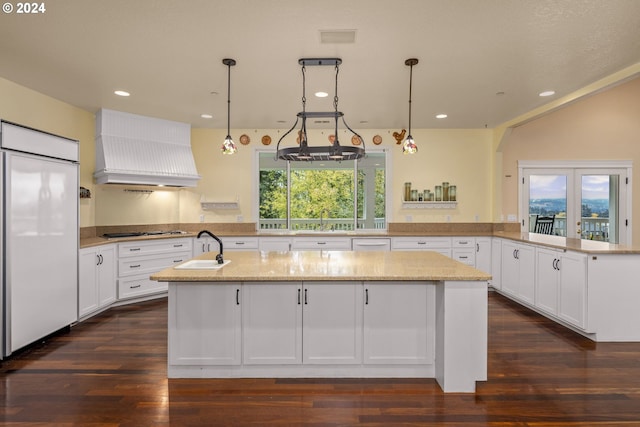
530, 198, 610, 218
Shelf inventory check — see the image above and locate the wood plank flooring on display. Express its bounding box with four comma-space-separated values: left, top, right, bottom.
1, 292, 640, 426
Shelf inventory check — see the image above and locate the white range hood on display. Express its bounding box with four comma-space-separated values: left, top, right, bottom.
94, 109, 201, 187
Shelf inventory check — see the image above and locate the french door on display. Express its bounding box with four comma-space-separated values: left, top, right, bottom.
519, 161, 631, 244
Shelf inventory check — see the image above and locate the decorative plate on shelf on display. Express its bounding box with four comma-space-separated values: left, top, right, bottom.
261, 135, 272, 145
328, 134, 336, 144
351, 135, 362, 146
239, 134, 250, 145
373, 134, 382, 145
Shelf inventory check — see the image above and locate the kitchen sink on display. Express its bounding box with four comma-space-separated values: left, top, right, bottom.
175, 259, 231, 270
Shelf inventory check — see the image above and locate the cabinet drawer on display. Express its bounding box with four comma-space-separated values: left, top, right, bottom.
291, 237, 352, 250
352, 238, 391, 251
118, 275, 168, 299
452, 238, 475, 248
221, 237, 259, 250
391, 237, 452, 250
452, 249, 475, 266
118, 251, 191, 277
119, 238, 192, 258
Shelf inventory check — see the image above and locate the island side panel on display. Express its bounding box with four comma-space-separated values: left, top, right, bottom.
435, 280, 488, 393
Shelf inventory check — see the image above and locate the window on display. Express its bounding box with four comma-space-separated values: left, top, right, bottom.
257, 151, 388, 231
519, 161, 631, 244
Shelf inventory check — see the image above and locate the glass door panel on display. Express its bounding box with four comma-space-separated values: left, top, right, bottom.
524, 170, 572, 237
576, 170, 626, 244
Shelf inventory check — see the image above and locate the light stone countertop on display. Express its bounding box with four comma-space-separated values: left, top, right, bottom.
150, 250, 492, 283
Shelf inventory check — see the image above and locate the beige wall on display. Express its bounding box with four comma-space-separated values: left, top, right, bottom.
0, 77, 95, 226
501, 76, 640, 242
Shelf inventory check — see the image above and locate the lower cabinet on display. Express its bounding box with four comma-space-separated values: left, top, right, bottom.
78, 245, 116, 318
535, 248, 587, 329
242, 281, 363, 365
501, 240, 535, 305
169, 283, 242, 365
363, 282, 434, 364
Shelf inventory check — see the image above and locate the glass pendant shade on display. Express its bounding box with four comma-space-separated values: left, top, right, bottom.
222, 135, 237, 154
402, 135, 417, 154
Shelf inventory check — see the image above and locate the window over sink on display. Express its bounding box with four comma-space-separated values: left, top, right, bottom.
257, 150, 388, 231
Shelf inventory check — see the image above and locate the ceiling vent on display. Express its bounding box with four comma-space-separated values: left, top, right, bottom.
319, 29, 357, 44
94, 109, 201, 187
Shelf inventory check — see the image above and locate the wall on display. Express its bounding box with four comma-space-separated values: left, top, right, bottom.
0, 77, 95, 226
501, 76, 640, 242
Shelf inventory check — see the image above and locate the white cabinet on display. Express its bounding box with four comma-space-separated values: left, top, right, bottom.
78, 245, 116, 318
193, 236, 221, 256
291, 236, 352, 251
222, 236, 259, 251
352, 238, 391, 251
302, 281, 363, 364
242, 281, 362, 365
491, 238, 503, 290
475, 237, 492, 276
391, 237, 452, 257
363, 282, 434, 364
117, 238, 192, 300
169, 283, 241, 365
536, 248, 587, 329
451, 237, 475, 266
258, 237, 292, 251
501, 240, 535, 305
242, 282, 302, 364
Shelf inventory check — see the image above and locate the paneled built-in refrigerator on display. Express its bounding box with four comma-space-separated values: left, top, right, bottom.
1, 120, 79, 358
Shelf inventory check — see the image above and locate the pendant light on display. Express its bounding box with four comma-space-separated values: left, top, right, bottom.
402, 58, 418, 154
221, 58, 237, 155
276, 58, 365, 161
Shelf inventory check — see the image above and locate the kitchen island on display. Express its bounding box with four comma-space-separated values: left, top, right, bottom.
151, 250, 491, 393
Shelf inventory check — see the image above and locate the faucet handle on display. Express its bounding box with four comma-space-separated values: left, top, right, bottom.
215, 253, 224, 264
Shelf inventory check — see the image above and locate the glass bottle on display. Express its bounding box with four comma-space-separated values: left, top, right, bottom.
442, 182, 450, 201
411, 189, 418, 201
404, 182, 411, 201
449, 185, 457, 201
435, 185, 442, 201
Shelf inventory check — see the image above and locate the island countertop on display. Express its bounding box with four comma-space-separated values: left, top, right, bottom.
151, 250, 492, 282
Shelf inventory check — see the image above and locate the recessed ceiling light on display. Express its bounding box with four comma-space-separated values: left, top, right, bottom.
539, 90, 555, 97
114, 90, 130, 97
315, 91, 329, 98
436, 114, 448, 119
201, 114, 213, 119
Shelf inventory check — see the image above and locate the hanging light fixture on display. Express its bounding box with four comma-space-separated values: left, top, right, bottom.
276, 58, 365, 162
403, 58, 418, 154
221, 58, 237, 155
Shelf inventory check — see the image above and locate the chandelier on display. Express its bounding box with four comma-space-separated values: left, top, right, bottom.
276, 58, 365, 161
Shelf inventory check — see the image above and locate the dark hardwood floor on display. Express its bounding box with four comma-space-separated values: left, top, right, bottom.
2, 292, 639, 426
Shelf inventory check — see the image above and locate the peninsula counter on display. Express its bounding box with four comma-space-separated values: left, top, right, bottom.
151, 250, 492, 393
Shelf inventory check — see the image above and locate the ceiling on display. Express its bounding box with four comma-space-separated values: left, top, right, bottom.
1, 0, 640, 131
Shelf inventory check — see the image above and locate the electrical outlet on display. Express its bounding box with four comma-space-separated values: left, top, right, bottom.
475, 214, 480, 222
236, 215, 244, 222
446, 215, 451, 222
199, 214, 205, 223
405, 215, 413, 222
507, 214, 517, 222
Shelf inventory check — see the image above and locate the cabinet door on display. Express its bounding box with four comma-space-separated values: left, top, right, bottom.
302, 282, 362, 364
363, 282, 433, 364
97, 245, 117, 307
169, 283, 241, 365
491, 239, 502, 290
475, 237, 492, 275
258, 238, 291, 251
558, 252, 587, 328
536, 248, 560, 315
501, 240, 520, 297
242, 283, 302, 364
517, 244, 536, 305
193, 236, 217, 256
78, 248, 99, 317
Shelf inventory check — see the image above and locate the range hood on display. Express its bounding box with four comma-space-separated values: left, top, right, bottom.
94, 109, 201, 187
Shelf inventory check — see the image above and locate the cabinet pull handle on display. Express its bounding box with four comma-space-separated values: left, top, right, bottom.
96, 254, 101, 266
304, 289, 308, 305
477, 243, 480, 252
130, 264, 141, 268
236, 289, 240, 305
513, 249, 517, 259
297, 288, 301, 305
99, 254, 103, 265
317, 242, 326, 245
459, 241, 469, 245
207, 243, 211, 252
236, 242, 245, 245
173, 259, 183, 263
556, 259, 560, 271
202, 243, 206, 252
459, 256, 468, 259
129, 248, 141, 252
130, 284, 141, 289
173, 244, 183, 248
365, 288, 369, 305
417, 241, 426, 245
